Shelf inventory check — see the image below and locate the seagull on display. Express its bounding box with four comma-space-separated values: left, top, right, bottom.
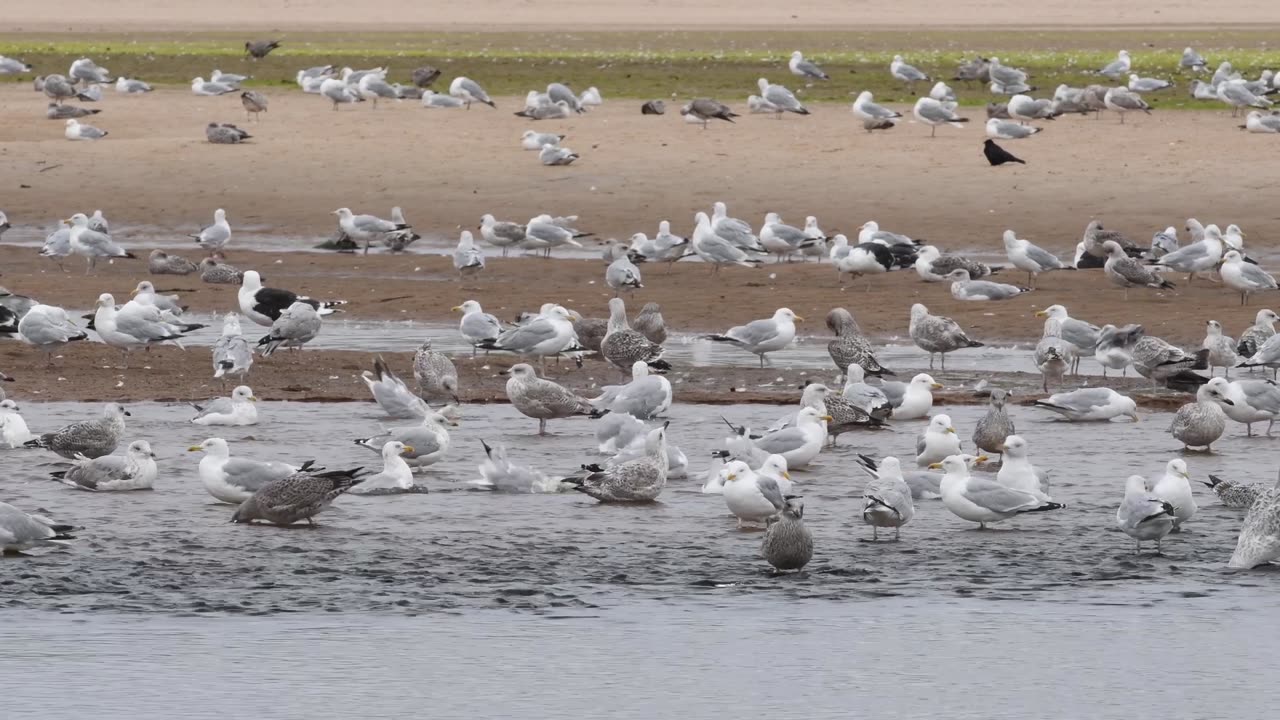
189, 208, 231, 251
679, 98, 738, 128
64, 119, 107, 141
1129, 74, 1173, 92
1097, 50, 1132, 80
1104, 87, 1152, 123
449, 77, 496, 109
333, 208, 412, 254
191, 77, 236, 96
788, 51, 829, 81
755, 78, 809, 118
237, 270, 346, 327
890, 55, 930, 92
913, 98, 968, 137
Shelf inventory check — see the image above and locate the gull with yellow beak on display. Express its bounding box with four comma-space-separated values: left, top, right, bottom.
191, 385, 258, 426
349, 441, 422, 495
720, 460, 787, 528
749, 407, 830, 469
452, 300, 501, 354
933, 455, 1064, 529
704, 308, 803, 367
915, 414, 960, 467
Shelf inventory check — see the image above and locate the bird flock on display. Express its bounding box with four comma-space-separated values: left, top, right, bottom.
2, 43, 1280, 573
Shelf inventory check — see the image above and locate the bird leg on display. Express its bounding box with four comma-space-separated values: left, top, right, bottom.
872, 527, 878, 541
894, 527, 901, 541
538, 418, 547, 436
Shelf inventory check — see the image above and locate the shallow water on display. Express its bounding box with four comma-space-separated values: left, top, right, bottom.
2, 400, 1271, 616
3, 400, 1275, 718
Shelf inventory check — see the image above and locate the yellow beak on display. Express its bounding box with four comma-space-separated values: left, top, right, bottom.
976, 455, 990, 463
62, 217, 74, 224
947, 427, 956, 434
187, 445, 202, 452
794, 314, 805, 322
451, 305, 463, 312
725, 473, 737, 482
1132, 414, 1141, 422
1034, 310, 1048, 318
402, 445, 415, 454
928, 462, 943, 469
820, 415, 833, 422
248, 396, 258, 403
782, 471, 792, 481
931, 383, 943, 389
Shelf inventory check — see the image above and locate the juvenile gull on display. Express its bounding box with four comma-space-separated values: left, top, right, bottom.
721, 460, 786, 527
633, 302, 667, 344
192, 385, 258, 426
231, 467, 366, 526
0, 502, 76, 555
238, 270, 345, 327
212, 313, 252, 386
826, 307, 890, 377
257, 301, 322, 357
471, 440, 562, 493
50, 440, 157, 492
1035, 334, 1070, 392
862, 457, 915, 540
1102, 241, 1174, 298
563, 425, 668, 502
1168, 384, 1232, 451
935, 455, 1064, 529
505, 363, 595, 435
1202, 321, 1239, 376
789, 51, 829, 81
756, 78, 809, 118
972, 389, 1015, 456
362, 356, 429, 418
1116, 475, 1177, 554
600, 298, 668, 373
449, 76, 496, 109
912, 97, 968, 137
479, 214, 526, 256
244, 40, 281, 58
354, 411, 454, 471
914, 246, 992, 282
704, 308, 801, 367
1033, 387, 1139, 422
149, 249, 198, 275
190, 208, 231, 251
25, 402, 128, 459
1204, 475, 1266, 509
240, 90, 268, 121
1228, 479, 1280, 569
200, 257, 244, 284
762, 499, 812, 571
1237, 309, 1278, 359
909, 303, 984, 369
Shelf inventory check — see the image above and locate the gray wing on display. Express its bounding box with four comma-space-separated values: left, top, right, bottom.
198, 224, 231, 246
897, 63, 928, 81
698, 234, 750, 263
1047, 387, 1116, 412
0, 504, 62, 545
796, 60, 826, 79
964, 477, 1042, 513
273, 307, 321, 340
915, 430, 928, 457
213, 335, 252, 372
768, 223, 810, 245
493, 222, 526, 242
755, 427, 807, 453
917, 102, 957, 123
460, 312, 501, 341
116, 305, 177, 342
75, 229, 122, 255
1158, 241, 1211, 268
222, 458, 292, 492
459, 78, 491, 101
958, 280, 1024, 300
1239, 263, 1279, 290
757, 477, 786, 512
861, 100, 898, 119
1240, 380, 1280, 413
526, 222, 570, 243
1024, 243, 1065, 270
1059, 318, 1100, 348
764, 85, 802, 110
65, 455, 129, 489
387, 426, 442, 457
193, 396, 234, 419
496, 318, 558, 351
727, 319, 779, 345
353, 215, 397, 233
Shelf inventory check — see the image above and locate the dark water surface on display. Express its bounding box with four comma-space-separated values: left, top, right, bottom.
2, 400, 1275, 718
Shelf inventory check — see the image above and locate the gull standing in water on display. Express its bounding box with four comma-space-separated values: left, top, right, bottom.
891, 374, 942, 420
212, 313, 252, 388
413, 339, 459, 403
25, 402, 129, 459
1168, 384, 1232, 451
1221, 250, 1277, 305
762, 498, 812, 571
362, 356, 429, 419
915, 414, 961, 467
996, 435, 1052, 502
190, 209, 231, 252
720, 461, 786, 527
479, 305, 582, 368
1151, 459, 1198, 530
505, 363, 596, 435
861, 457, 915, 540
1032, 388, 1139, 422
1237, 309, 1279, 363
704, 308, 801, 367
563, 425, 668, 502
1228, 478, 1280, 569
972, 390, 1015, 457
1116, 475, 1177, 554
935, 455, 1064, 529
479, 214, 526, 257
1205, 376, 1280, 437
826, 308, 891, 377
333, 208, 412, 255
1003, 230, 1069, 287
1035, 305, 1100, 375
600, 298, 668, 374
0, 502, 76, 555
452, 300, 501, 354
191, 385, 258, 426
231, 468, 366, 527
65, 213, 135, 273
355, 411, 454, 471
257, 302, 322, 357
909, 303, 983, 369
347, 442, 419, 495
1204, 475, 1265, 508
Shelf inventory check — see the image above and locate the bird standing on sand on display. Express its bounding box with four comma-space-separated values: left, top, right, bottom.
983, 139, 1024, 165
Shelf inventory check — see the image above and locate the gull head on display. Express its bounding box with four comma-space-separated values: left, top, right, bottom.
95, 292, 115, 308
1165, 458, 1191, 480
128, 440, 157, 460
943, 269, 972, 283
760, 454, 791, 482
774, 307, 803, 323
332, 208, 352, 219
1001, 434, 1027, 458
1197, 381, 1234, 407
232, 385, 257, 403
505, 363, 537, 380
1035, 304, 1068, 319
